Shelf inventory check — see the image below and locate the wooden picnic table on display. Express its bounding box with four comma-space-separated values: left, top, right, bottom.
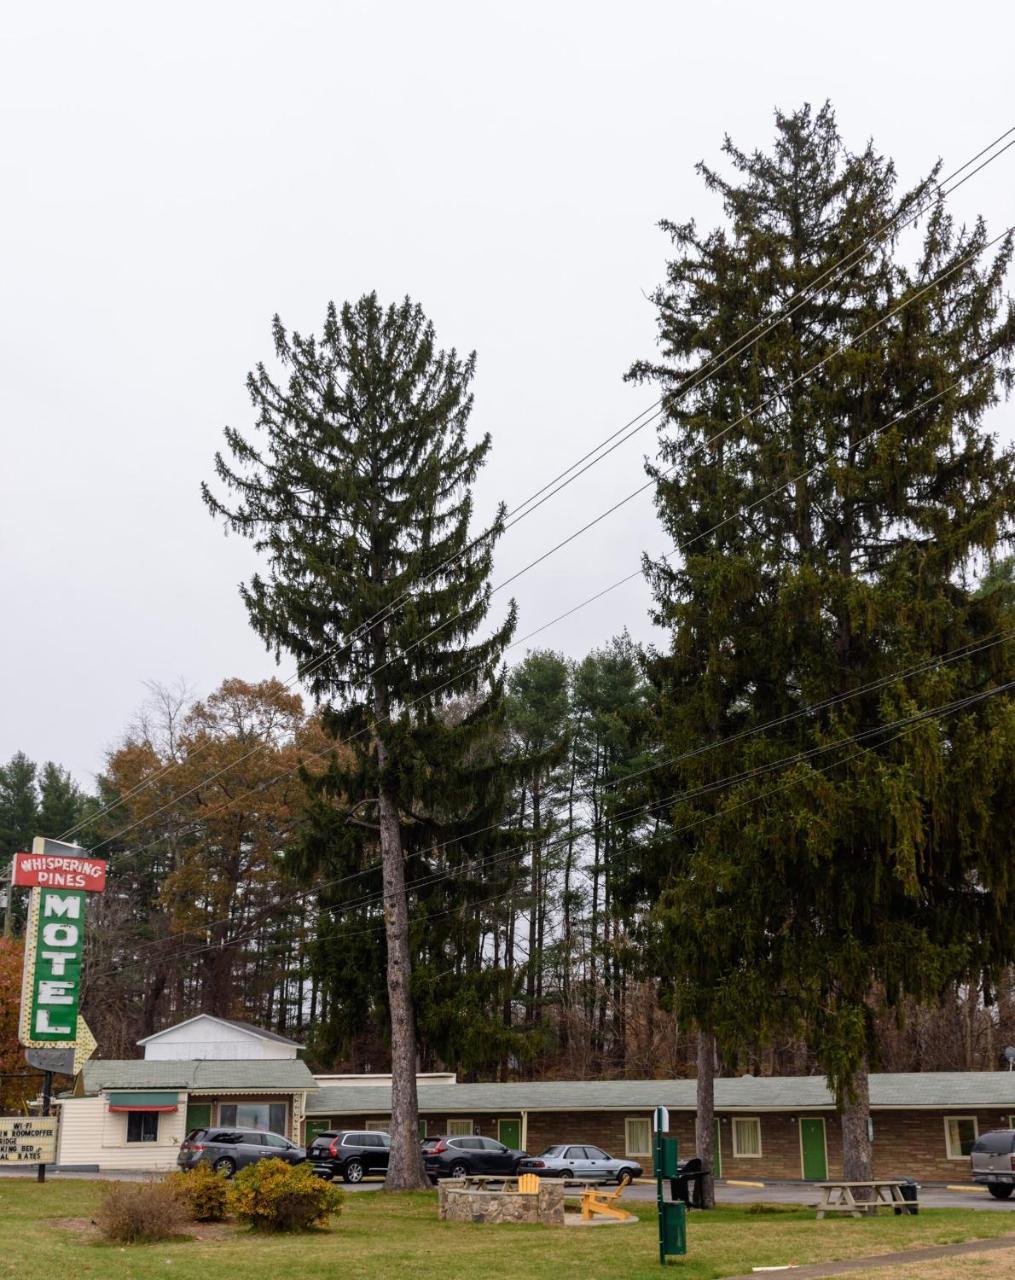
815, 1179, 918, 1218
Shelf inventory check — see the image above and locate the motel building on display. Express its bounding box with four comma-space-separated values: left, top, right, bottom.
52, 1015, 1015, 1180
54, 1016, 316, 1171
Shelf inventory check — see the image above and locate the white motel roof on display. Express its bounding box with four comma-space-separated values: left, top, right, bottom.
306, 1072, 1015, 1117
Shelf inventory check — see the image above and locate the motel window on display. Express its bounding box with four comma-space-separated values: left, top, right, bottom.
625, 1118, 652, 1157
732, 1117, 762, 1158
365, 1121, 390, 1132
944, 1116, 978, 1159
126, 1112, 159, 1143
448, 1119, 474, 1137
419, 1119, 427, 1139
218, 1102, 287, 1134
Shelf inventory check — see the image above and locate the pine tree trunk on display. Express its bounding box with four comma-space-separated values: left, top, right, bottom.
695, 1029, 716, 1208
561, 746, 577, 1049
376, 776, 428, 1189
840, 1061, 873, 1184
527, 779, 540, 1021
369, 655, 428, 1192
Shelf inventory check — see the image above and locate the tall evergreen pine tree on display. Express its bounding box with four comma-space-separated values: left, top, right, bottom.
37, 762, 84, 839
204, 294, 515, 1189
630, 104, 1015, 1180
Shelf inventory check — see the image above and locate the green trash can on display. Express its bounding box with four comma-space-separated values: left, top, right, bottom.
659, 1200, 687, 1257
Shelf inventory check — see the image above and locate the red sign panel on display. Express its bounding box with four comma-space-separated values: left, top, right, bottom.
12, 852, 107, 892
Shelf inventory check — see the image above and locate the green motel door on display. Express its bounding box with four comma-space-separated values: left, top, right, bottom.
499, 1119, 521, 1149
800, 1118, 828, 1180
185, 1103, 212, 1133
306, 1119, 332, 1144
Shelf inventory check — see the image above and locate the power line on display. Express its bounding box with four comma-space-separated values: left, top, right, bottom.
85, 211, 1006, 861
59, 126, 1015, 843
81, 627, 1015, 979
84, 674, 1015, 986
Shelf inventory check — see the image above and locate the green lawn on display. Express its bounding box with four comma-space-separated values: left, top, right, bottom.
0, 1180, 1011, 1280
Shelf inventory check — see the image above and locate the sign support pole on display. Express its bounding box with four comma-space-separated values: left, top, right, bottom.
3, 859, 13, 938
36, 1070, 52, 1184
656, 1109, 665, 1265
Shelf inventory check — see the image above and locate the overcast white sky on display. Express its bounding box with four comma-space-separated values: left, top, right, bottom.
2, 0, 1013, 789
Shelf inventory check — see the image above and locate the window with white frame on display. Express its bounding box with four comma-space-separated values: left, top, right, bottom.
625, 1117, 652, 1157
448, 1118, 473, 1136
365, 1120, 389, 1131
732, 1117, 762, 1158
944, 1116, 978, 1159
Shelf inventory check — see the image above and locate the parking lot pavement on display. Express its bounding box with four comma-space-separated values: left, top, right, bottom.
1, 1169, 1008, 1210
619, 1179, 1013, 1212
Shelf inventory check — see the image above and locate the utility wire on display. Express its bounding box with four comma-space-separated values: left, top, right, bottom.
84, 674, 1015, 986
84, 251, 998, 861
67, 369, 980, 902
82, 627, 1015, 978
59, 127, 1015, 842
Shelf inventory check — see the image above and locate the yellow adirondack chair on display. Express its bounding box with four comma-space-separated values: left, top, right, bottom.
581, 1173, 635, 1221
518, 1173, 540, 1193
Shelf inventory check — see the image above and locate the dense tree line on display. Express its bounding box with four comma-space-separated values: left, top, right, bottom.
5, 629, 1014, 1088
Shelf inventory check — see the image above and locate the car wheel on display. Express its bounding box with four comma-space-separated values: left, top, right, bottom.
616, 1167, 636, 1185
988, 1184, 1014, 1200
343, 1158, 365, 1184
558, 1168, 572, 1178
212, 1157, 236, 1178
449, 1161, 469, 1179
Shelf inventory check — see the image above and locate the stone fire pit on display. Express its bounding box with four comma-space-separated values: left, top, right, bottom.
437, 1177, 565, 1226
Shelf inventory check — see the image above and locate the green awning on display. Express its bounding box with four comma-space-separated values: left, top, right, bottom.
107, 1090, 179, 1112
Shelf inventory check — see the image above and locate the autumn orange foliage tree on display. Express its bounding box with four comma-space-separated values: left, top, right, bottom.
83, 678, 333, 1053
0, 937, 45, 1111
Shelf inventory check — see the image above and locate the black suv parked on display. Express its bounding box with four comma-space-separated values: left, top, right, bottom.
177, 1127, 305, 1177
423, 1135, 527, 1179
307, 1129, 391, 1183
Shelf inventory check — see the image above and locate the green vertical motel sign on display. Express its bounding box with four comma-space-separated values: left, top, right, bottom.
19, 888, 87, 1045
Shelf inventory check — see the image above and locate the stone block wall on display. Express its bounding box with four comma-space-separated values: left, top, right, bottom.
437, 1180, 564, 1225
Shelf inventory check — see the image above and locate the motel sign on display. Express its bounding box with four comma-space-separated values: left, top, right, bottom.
17, 838, 106, 1050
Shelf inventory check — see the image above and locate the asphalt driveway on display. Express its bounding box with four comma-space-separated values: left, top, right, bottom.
1, 1168, 1009, 1211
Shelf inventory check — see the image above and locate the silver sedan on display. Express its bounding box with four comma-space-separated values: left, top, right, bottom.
517, 1144, 643, 1183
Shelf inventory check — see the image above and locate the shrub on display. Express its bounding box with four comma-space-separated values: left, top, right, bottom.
227, 1157, 343, 1232
165, 1165, 229, 1221
97, 1178, 189, 1243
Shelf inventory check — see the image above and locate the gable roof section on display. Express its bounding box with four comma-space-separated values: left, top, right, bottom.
136, 1015, 304, 1049
305, 1072, 1015, 1117
82, 1058, 316, 1094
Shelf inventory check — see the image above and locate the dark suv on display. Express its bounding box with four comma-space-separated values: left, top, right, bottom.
423, 1134, 527, 1179
177, 1127, 305, 1177
307, 1129, 390, 1183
